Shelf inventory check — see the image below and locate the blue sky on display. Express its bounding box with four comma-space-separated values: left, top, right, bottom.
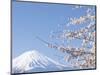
12, 1, 95, 65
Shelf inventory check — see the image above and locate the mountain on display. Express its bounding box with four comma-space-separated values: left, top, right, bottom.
12, 50, 71, 73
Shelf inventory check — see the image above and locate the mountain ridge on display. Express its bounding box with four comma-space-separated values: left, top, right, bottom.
12, 50, 69, 73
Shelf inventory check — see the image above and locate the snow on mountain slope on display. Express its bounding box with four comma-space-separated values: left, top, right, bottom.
12, 50, 68, 73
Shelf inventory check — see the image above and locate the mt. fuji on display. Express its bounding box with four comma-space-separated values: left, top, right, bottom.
12, 50, 71, 73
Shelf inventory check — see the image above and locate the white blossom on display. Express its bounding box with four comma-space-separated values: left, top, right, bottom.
43, 6, 96, 69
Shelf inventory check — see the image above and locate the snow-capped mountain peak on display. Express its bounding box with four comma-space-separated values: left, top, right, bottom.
12, 50, 67, 73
